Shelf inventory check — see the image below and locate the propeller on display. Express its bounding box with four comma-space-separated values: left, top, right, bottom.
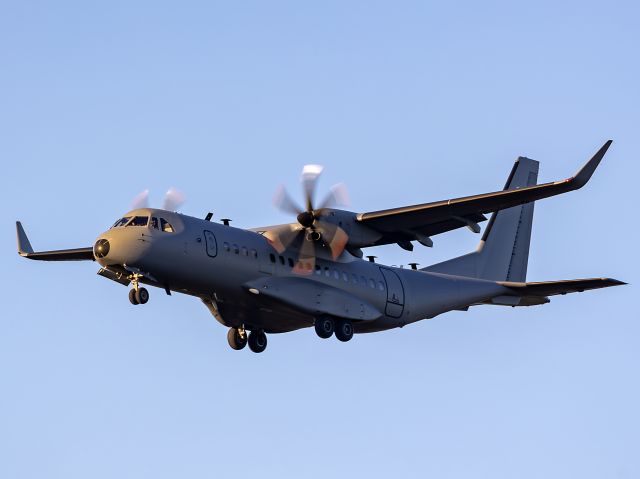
265, 165, 350, 274
130, 187, 186, 211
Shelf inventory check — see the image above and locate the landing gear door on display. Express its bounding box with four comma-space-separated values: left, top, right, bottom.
380, 267, 405, 318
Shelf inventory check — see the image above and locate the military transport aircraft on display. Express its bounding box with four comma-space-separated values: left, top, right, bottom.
16, 141, 624, 353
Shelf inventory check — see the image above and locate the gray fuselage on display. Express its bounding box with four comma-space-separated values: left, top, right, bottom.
95, 208, 508, 334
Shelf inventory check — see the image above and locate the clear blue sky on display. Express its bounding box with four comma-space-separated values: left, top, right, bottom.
1, 1, 637, 477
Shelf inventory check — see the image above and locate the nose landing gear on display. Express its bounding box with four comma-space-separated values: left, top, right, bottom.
128, 273, 149, 305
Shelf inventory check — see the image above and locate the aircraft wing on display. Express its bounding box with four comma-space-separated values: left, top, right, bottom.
16, 221, 95, 261
356, 141, 611, 248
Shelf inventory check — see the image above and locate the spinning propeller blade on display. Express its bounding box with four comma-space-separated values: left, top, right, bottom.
268, 165, 351, 274
163, 187, 186, 211
131, 189, 150, 209
129, 187, 186, 211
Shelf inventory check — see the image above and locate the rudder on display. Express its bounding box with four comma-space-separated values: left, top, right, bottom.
423, 157, 539, 281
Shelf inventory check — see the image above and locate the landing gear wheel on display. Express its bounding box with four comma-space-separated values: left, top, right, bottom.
314, 316, 335, 339
227, 328, 247, 351
135, 287, 149, 305
248, 330, 267, 353
129, 289, 139, 305
335, 320, 354, 342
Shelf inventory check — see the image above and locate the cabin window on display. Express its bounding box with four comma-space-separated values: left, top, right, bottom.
128, 216, 149, 227
279, 255, 285, 265
223, 242, 230, 252
324, 267, 331, 277
232, 244, 239, 254
378, 281, 385, 291
342, 272, 349, 282
352, 273, 358, 283
333, 270, 340, 280
269, 253, 276, 263
250, 249, 258, 258
241, 246, 248, 256
160, 218, 174, 232
369, 279, 376, 289
315, 265, 322, 275
288, 257, 294, 268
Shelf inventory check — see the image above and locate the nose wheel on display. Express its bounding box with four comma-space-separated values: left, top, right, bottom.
128, 287, 149, 305
128, 274, 149, 305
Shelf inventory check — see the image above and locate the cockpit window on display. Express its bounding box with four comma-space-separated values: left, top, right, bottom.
150, 217, 159, 230
160, 218, 174, 232
127, 216, 149, 227
112, 217, 132, 228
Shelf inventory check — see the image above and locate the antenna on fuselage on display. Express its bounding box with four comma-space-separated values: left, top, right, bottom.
205, 212, 213, 221
367, 255, 377, 263
221, 218, 232, 226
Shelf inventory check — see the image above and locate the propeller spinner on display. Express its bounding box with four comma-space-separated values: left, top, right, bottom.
265, 165, 350, 274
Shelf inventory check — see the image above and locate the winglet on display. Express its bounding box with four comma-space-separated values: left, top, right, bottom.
16, 221, 34, 256
571, 140, 612, 189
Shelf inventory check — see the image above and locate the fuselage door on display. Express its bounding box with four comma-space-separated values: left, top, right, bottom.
204, 230, 218, 257
380, 267, 405, 318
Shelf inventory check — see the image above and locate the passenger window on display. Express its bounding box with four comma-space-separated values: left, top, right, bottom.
250, 249, 258, 258
378, 281, 385, 291
269, 253, 276, 263
160, 218, 174, 232
223, 242, 230, 252
151, 217, 159, 230
288, 257, 294, 268
241, 247, 248, 256
352, 273, 358, 283
315, 265, 322, 275
333, 270, 340, 280
128, 216, 149, 227
232, 244, 239, 254
369, 279, 376, 289
279, 256, 285, 265
342, 272, 349, 282
204, 230, 217, 257
324, 267, 331, 277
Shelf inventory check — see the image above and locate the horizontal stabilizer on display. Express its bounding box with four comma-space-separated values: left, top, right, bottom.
16, 221, 95, 261
499, 277, 626, 297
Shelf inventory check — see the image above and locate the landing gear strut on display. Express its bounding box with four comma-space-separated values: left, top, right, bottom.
128, 273, 149, 305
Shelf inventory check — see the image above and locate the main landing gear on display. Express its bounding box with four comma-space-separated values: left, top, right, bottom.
227, 327, 267, 353
315, 316, 354, 342
128, 274, 149, 305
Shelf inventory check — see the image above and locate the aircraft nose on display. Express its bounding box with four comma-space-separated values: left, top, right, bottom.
94, 238, 110, 259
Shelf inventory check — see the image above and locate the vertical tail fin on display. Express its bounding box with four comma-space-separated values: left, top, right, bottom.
423, 157, 539, 281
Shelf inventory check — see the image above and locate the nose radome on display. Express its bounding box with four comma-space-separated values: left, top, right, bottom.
94, 239, 110, 258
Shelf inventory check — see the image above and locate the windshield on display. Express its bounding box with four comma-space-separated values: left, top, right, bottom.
127, 216, 149, 227
112, 217, 132, 228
